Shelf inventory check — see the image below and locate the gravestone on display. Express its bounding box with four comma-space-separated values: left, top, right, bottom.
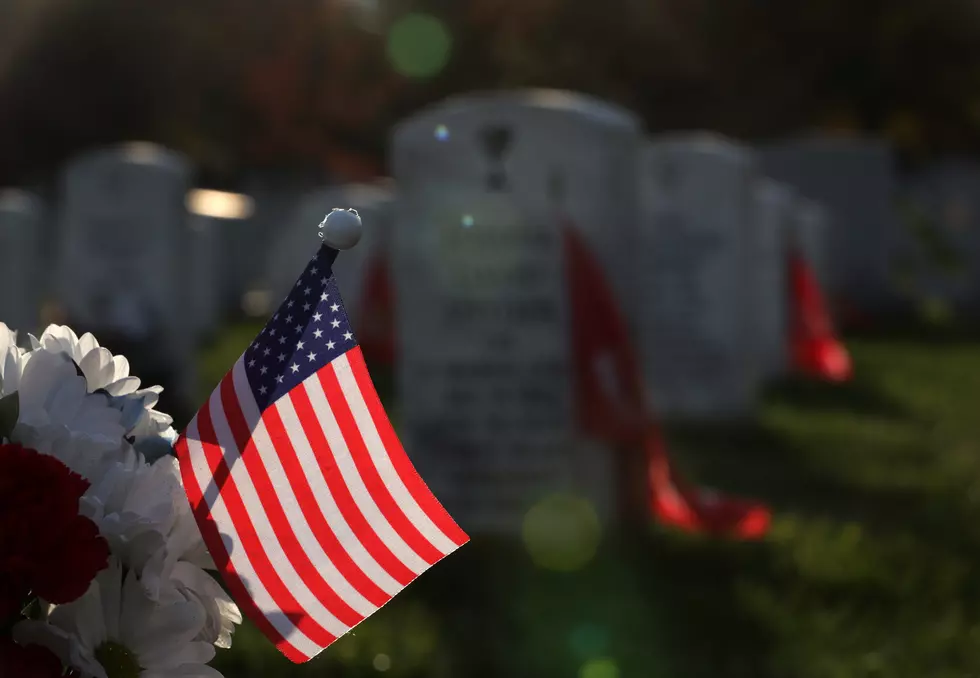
184, 187, 257, 332
0, 189, 41, 336
637, 134, 759, 419
393, 89, 643, 312
761, 137, 901, 317
58, 142, 196, 419
751, 179, 793, 380
237, 170, 326, 315
791, 197, 832, 293
263, 182, 394, 332
187, 213, 220, 344
389, 89, 632, 534
900, 158, 980, 317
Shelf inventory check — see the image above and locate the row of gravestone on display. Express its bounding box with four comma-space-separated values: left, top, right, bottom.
0, 91, 978, 533
380, 91, 980, 531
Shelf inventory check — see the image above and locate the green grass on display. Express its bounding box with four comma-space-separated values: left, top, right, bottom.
195, 332, 980, 678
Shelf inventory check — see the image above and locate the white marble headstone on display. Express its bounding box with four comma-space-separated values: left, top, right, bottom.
751, 179, 793, 380
264, 182, 394, 332
237, 171, 325, 313
901, 158, 980, 314
791, 197, 831, 293
637, 134, 760, 419
58, 143, 195, 395
0, 189, 41, 337
392, 89, 643, 311
390, 90, 630, 533
187, 214, 220, 343
761, 137, 901, 315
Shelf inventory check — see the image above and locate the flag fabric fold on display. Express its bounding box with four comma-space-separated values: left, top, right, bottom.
788, 250, 853, 382
359, 220, 771, 540
175, 243, 468, 664
560, 221, 771, 540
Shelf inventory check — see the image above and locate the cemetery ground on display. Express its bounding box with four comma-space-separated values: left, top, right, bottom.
197, 323, 980, 678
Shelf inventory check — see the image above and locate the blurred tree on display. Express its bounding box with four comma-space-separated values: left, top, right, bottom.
2, 0, 980, 183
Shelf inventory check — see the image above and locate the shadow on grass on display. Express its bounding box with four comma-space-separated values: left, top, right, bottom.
762, 375, 915, 422
208, 331, 980, 678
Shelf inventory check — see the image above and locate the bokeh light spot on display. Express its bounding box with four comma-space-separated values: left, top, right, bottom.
387, 14, 451, 79
434, 124, 450, 141
568, 623, 610, 658
461, 214, 474, 228
580, 658, 619, 678
522, 493, 602, 572
373, 653, 391, 672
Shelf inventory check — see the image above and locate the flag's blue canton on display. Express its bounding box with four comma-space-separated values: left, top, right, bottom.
243, 246, 359, 410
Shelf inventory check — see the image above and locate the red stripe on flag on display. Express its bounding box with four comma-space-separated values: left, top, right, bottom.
287, 382, 417, 586
218, 374, 365, 628
345, 347, 469, 547
175, 433, 307, 663
261, 404, 393, 608
196, 376, 336, 648
318, 363, 444, 565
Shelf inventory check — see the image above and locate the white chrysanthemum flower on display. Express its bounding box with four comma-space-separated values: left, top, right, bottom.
15, 350, 127, 443
14, 421, 135, 483
157, 562, 242, 650
27, 325, 174, 442
31, 325, 139, 395
81, 455, 182, 573
139, 459, 239, 649
0, 322, 27, 394
14, 558, 223, 678
152, 456, 214, 571
133, 425, 179, 465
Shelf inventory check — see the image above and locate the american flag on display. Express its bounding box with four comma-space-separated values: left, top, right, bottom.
175, 242, 469, 663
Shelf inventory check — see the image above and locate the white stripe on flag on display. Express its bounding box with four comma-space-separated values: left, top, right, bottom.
331, 353, 459, 555
183, 417, 322, 659
206, 367, 350, 639
303, 370, 430, 574
231, 363, 379, 618
274, 393, 405, 596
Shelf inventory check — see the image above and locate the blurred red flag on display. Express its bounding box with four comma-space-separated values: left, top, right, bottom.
357, 224, 771, 540
788, 251, 853, 382
562, 223, 770, 540
358, 254, 396, 367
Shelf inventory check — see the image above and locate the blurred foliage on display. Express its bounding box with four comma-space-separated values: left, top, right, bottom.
3, 0, 980, 184
195, 327, 980, 677
890, 198, 966, 325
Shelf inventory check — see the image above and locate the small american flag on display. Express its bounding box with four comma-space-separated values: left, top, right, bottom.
175, 240, 469, 663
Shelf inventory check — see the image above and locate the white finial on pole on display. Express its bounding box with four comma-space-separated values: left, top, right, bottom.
318, 208, 363, 250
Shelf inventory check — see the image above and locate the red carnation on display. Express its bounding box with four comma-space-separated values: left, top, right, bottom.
0, 638, 75, 678
0, 443, 109, 619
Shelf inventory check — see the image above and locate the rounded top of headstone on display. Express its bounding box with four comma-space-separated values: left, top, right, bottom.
910, 155, 980, 185
755, 177, 795, 203
338, 182, 396, 208
64, 141, 191, 177
647, 131, 753, 158
796, 196, 829, 222
319, 208, 363, 250
0, 188, 40, 214
761, 134, 893, 158
393, 88, 642, 139
646, 132, 759, 176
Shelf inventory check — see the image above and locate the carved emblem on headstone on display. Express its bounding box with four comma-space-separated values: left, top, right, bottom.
480, 124, 513, 192
547, 168, 566, 207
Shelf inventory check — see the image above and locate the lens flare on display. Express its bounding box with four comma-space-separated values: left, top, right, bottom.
461, 214, 474, 228
569, 623, 610, 658
434, 124, 450, 141
580, 658, 619, 678
522, 493, 602, 572
373, 654, 392, 672
387, 13, 451, 79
